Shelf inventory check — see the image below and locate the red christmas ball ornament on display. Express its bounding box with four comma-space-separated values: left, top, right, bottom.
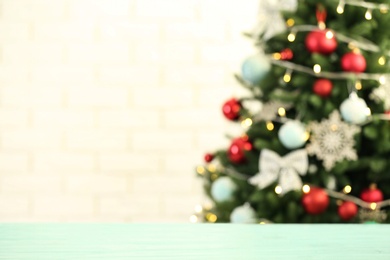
318, 30, 337, 55
360, 184, 383, 203
222, 98, 241, 121
305, 31, 321, 53
204, 153, 214, 163
280, 48, 293, 60
305, 30, 337, 55
227, 136, 253, 164
302, 187, 329, 215
313, 78, 333, 97
338, 201, 358, 221
341, 51, 366, 72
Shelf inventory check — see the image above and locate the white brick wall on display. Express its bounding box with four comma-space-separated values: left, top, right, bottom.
0, 0, 259, 222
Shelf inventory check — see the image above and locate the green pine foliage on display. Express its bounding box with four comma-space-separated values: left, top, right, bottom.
197, 0, 390, 223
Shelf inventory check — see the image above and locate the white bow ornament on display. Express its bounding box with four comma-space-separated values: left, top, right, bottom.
249, 149, 308, 194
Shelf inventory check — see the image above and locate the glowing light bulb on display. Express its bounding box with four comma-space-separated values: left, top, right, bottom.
365, 9, 372, 20
378, 56, 386, 65
278, 107, 286, 117
241, 118, 253, 128
302, 185, 310, 193
336, 1, 345, 14
355, 80, 362, 90
379, 76, 386, 84
273, 53, 282, 60
194, 205, 203, 213
370, 203, 377, 210
189, 215, 198, 223
283, 72, 291, 83
275, 186, 283, 194
196, 166, 205, 175
380, 5, 389, 14
288, 32, 296, 42
283, 69, 292, 83
286, 18, 295, 27
313, 64, 321, 73
206, 213, 217, 222
343, 185, 352, 194
325, 31, 334, 39
207, 164, 216, 172
266, 121, 274, 131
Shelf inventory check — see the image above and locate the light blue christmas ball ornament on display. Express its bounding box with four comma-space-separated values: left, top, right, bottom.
278, 120, 308, 149
230, 203, 257, 224
211, 177, 237, 202
340, 92, 369, 124
241, 54, 271, 85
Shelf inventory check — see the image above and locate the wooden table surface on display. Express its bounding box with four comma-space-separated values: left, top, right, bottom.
0, 224, 389, 259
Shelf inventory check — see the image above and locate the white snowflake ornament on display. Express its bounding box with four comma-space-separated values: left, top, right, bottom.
370, 79, 390, 110
253, 0, 297, 39
306, 111, 360, 171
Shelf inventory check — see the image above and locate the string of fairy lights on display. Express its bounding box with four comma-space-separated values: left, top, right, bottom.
192, 0, 390, 223
271, 58, 388, 82
269, 0, 390, 120
336, 0, 390, 17
278, 3, 390, 90
285, 24, 389, 55
193, 163, 390, 223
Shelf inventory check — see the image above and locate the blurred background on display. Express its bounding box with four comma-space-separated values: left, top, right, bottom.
0, 0, 261, 222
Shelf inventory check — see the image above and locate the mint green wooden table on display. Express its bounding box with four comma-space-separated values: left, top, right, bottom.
0, 224, 389, 259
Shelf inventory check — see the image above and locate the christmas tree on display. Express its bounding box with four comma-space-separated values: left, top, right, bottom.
194, 0, 390, 224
